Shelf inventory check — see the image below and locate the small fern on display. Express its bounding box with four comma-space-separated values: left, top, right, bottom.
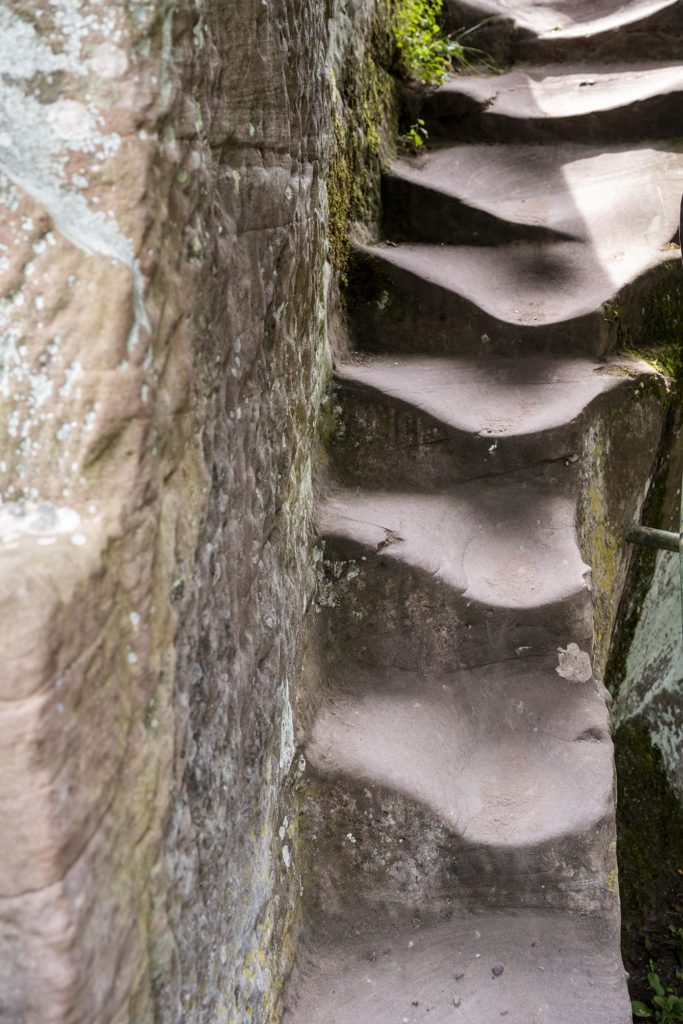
394, 0, 497, 85
399, 118, 428, 152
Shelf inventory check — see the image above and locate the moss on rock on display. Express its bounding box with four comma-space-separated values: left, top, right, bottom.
615, 720, 683, 999
327, 15, 399, 277
616, 261, 683, 392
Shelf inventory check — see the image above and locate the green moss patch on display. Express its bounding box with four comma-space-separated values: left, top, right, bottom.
614, 263, 683, 393
615, 720, 683, 1004
327, 16, 398, 277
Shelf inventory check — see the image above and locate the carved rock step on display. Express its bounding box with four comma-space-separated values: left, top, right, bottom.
330, 354, 658, 486
417, 64, 683, 143
447, 0, 678, 39
308, 654, 612, 850
348, 240, 676, 357
383, 142, 683, 246
444, 0, 683, 63
319, 466, 593, 672
321, 477, 587, 610
284, 909, 630, 1024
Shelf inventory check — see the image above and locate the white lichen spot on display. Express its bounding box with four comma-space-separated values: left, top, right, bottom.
556, 643, 593, 683
281, 845, 291, 869
127, 651, 139, 665
47, 99, 94, 144
279, 679, 295, 776
70, 532, 86, 546
0, 501, 79, 543
91, 42, 128, 79
59, 361, 83, 398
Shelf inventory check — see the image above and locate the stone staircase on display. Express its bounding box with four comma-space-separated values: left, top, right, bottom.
283, 4, 683, 1022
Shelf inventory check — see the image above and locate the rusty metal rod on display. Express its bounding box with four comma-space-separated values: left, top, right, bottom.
626, 525, 680, 553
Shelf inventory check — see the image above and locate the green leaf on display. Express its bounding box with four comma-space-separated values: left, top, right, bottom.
668, 996, 683, 1020
649, 972, 666, 998
632, 1002, 654, 1018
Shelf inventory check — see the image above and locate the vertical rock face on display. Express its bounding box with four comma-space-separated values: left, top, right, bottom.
611, 414, 683, 799
156, 3, 330, 1022
0, 6, 194, 1021
609, 414, 683, 991
0, 2, 330, 1022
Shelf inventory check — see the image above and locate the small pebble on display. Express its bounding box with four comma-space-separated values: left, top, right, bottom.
454, 972, 464, 981
453, 998, 461, 1008
492, 964, 504, 977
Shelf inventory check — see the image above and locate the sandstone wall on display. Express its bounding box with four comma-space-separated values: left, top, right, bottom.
0, 1, 402, 1022
153, 3, 330, 1021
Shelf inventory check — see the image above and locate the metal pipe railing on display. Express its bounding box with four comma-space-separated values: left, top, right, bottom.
625, 194, 682, 618
626, 524, 680, 554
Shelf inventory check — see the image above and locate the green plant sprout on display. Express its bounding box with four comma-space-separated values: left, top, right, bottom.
399, 118, 428, 151
394, 0, 497, 85
632, 962, 683, 1022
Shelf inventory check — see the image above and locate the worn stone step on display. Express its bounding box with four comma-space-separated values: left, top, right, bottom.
347, 240, 676, 357
444, 0, 683, 63
309, 654, 612, 849
284, 909, 629, 1024
317, 466, 593, 672
328, 354, 659, 487
383, 142, 683, 246
416, 64, 683, 144
297, 658, 616, 918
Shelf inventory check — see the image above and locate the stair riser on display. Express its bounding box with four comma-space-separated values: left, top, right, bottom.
317, 548, 593, 673
444, 0, 683, 64
347, 253, 610, 357
328, 367, 664, 488
419, 95, 683, 146
329, 380, 589, 487
382, 175, 569, 247
516, 17, 683, 64
443, 2, 516, 65
298, 776, 618, 918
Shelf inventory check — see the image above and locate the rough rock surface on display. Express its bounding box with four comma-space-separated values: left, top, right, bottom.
0, 1, 333, 1022
611, 412, 683, 798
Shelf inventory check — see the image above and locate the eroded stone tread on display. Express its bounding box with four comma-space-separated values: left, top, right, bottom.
308, 654, 612, 847
448, 0, 679, 40
420, 64, 683, 141
385, 142, 683, 245
284, 910, 630, 1024
335, 354, 655, 439
320, 468, 589, 610
359, 239, 676, 335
